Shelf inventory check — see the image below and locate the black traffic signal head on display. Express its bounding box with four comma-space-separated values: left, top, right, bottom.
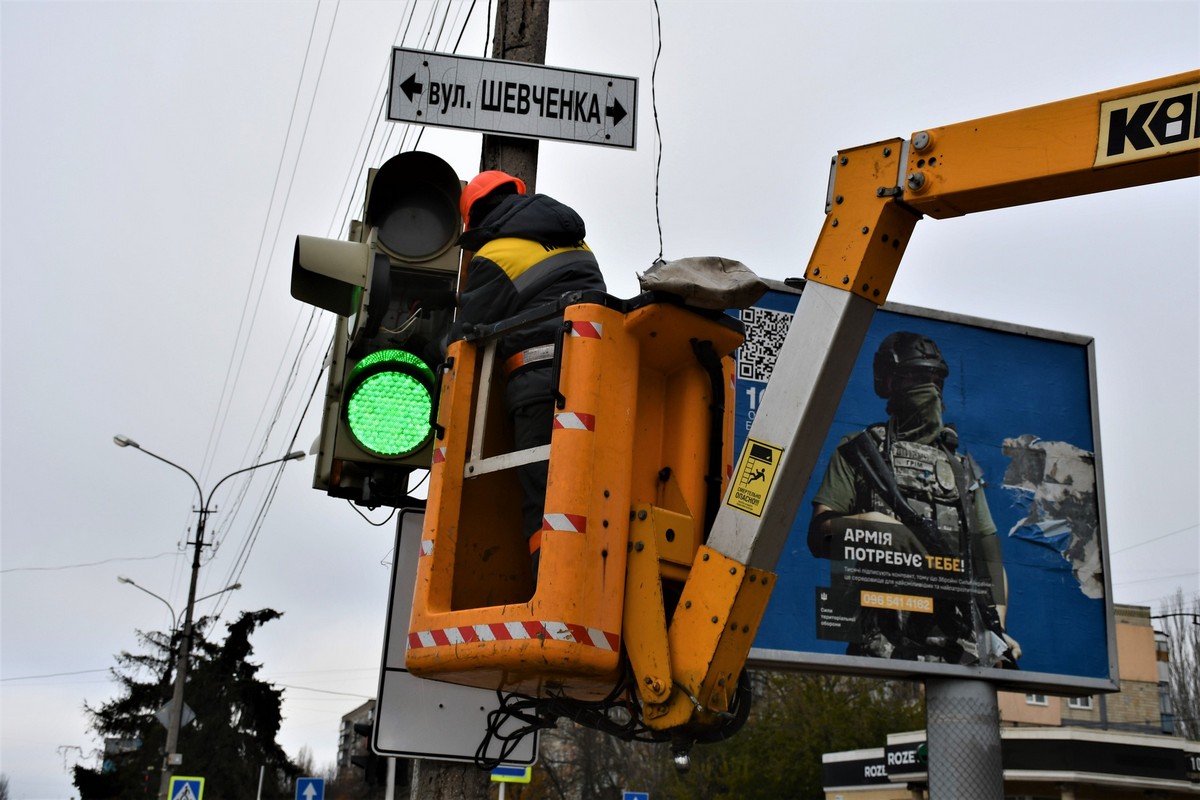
291, 151, 462, 506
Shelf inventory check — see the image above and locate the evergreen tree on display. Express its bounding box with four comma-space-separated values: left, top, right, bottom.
74, 609, 299, 799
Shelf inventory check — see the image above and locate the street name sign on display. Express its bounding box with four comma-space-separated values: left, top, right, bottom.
389, 47, 637, 149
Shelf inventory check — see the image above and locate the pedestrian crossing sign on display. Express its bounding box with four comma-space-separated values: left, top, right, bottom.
169, 776, 205, 800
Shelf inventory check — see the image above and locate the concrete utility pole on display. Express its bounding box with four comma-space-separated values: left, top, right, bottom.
479, 0, 549, 191
410, 1, 549, 798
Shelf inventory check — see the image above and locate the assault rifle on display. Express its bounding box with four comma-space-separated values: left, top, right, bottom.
836, 431, 952, 558
836, 431, 1018, 668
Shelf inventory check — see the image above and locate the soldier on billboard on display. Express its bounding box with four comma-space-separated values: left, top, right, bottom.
807, 331, 1022, 667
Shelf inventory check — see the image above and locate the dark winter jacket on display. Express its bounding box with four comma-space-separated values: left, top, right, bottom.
449, 193, 605, 410
445, 192, 606, 409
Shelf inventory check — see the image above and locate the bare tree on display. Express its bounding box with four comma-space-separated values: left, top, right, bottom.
293, 745, 314, 775
1160, 589, 1199, 740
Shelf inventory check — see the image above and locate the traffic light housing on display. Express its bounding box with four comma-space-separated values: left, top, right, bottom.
292, 151, 462, 507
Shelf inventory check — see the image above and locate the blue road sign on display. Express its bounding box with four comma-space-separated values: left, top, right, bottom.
168, 776, 204, 800
491, 765, 532, 783
296, 777, 325, 800
623, 792, 649, 800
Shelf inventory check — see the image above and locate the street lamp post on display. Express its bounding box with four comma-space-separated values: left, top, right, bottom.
117, 575, 242, 655
113, 435, 304, 800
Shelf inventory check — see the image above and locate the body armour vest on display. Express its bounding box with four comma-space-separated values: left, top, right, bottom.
864, 424, 977, 554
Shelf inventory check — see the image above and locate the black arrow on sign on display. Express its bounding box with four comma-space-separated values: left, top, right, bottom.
606, 98, 627, 126
400, 74, 424, 102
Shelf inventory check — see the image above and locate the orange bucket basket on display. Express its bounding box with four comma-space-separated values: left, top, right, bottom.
406, 293, 742, 700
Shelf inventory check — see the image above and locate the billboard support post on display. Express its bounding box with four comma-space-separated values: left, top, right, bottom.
926, 679, 1003, 799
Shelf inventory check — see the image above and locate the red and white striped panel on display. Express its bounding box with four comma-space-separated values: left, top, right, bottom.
419, 539, 434, 557
553, 411, 596, 431
542, 512, 587, 533
570, 321, 603, 340
407, 619, 620, 651
433, 446, 447, 464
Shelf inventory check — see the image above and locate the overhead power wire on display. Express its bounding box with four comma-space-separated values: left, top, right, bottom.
213, 337, 331, 621
181, 2, 342, 605
208, 0, 485, 615
1, 668, 112, 683
0, 552, 178, 574
196, 1, 327, 489
191, 1, 340, 604
209, 306, 325, 558
484, 0, 493, 56
334, 1, 421, 240
651, 0, 665, 263
1111, 522, 1198, 553
188, 0, 343, 609
200, 0, 343, 481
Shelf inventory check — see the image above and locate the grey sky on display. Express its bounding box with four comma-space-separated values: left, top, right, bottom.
2, 1, 1197, 797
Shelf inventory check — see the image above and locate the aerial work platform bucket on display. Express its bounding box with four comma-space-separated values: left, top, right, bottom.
405, 292, 743, 699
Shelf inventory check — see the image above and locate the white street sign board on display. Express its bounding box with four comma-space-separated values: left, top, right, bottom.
389, 47, 637, 149
374, 510, 537, 764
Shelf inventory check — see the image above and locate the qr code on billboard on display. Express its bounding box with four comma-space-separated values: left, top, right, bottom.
738, 306, 794, 382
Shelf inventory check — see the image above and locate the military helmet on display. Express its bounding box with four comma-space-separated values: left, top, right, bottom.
872, 331, 949, 398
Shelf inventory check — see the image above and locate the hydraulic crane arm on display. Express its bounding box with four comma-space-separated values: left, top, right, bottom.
659, 70, 1200, 732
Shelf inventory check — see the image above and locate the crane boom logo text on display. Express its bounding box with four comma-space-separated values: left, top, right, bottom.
1096, 81, 1200, 166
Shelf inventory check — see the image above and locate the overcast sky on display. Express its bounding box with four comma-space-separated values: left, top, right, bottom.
2, 1, 1197, 798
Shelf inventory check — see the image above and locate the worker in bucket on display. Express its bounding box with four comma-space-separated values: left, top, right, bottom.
807, 331, 1022, 667
444, 170, 606, 579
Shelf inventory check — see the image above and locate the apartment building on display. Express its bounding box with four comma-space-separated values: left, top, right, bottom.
822, 605, 1199, 799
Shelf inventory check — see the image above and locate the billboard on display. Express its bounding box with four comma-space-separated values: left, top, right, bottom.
740, 283, 1116, 692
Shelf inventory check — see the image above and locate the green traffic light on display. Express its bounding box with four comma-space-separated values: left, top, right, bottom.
345, 349, 434, 457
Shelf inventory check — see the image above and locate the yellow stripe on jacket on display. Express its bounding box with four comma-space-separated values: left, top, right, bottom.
476, 237, 594, 282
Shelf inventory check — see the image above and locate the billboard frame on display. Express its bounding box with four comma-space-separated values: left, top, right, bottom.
742, 280, 1118, 696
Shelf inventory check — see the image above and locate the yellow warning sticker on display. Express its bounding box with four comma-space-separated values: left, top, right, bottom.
727, 438, 783, 517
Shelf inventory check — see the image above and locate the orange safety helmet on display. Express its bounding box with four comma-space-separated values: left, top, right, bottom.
460, 170, 527, 229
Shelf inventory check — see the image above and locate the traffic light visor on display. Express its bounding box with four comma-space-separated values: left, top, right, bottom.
291, 236, 371, 317
344, 349, 436, 458
366, 152, 461, 261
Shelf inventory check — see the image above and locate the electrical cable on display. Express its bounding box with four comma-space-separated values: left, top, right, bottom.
348, 502, 399, 528
209, 307, 324, 559
0, 552, 179, 574
473, 669, 671, 771
196, 0, 328, 489
184, 1, 344, 608
650, 0, 665, 263
483, 0, 493, 57
200, 0, 344, 493
206, 0, 483, 616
